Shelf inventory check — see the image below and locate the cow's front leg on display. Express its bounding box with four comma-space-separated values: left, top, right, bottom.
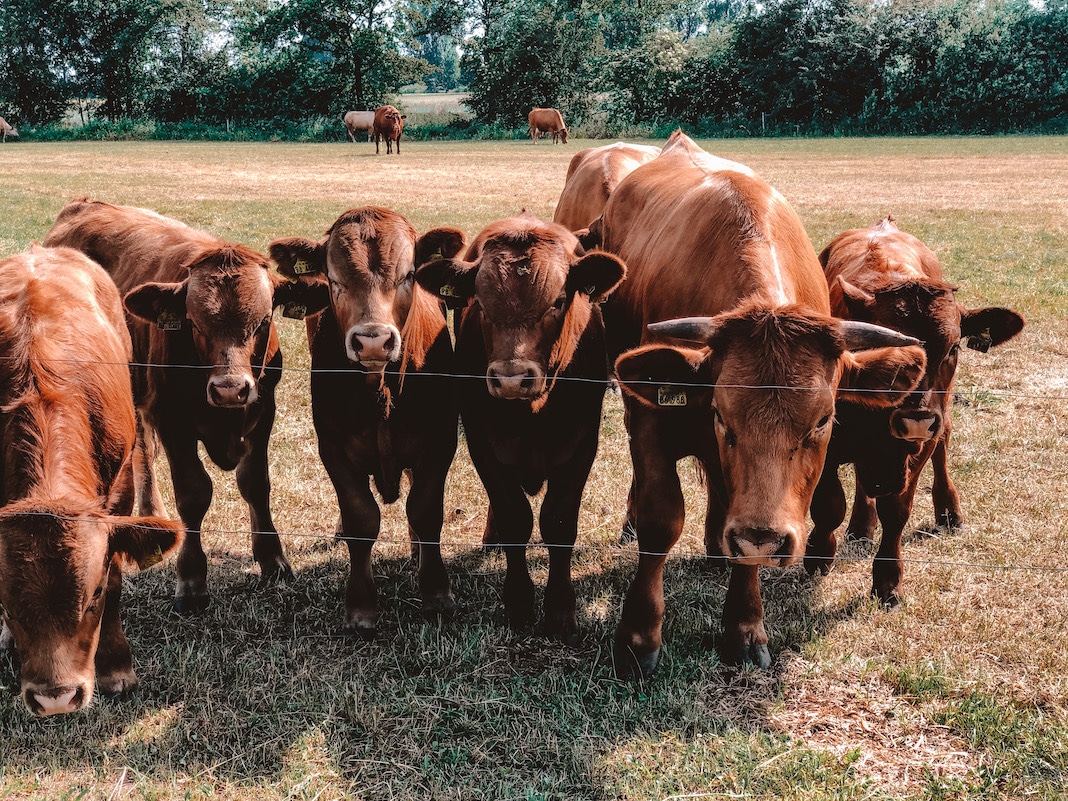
931, 430, 962, 529
236, 402, 292, 583
162, 432, 213, 614
95, 558, 137, 697
720, 563, 770, 669
806, 463, 846, 576
846, 478, 878, 542
406, 456, 454, 622
872, 490, 915, 607
485, 481, 535, 631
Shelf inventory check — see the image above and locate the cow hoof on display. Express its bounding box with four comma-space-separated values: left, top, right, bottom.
722, 641, 772, 670
344, 622, 376, 641
480, 541, 504, 555
618, 520, 637, 545
544, 619, 579, 647
873, 589, 902, 610
172, 593, 210, 615
804, 554, 833, 576
423, 595, 456, 623
613, 643, 659, 681
261, 562, 295, 584
937, 512, 963, 531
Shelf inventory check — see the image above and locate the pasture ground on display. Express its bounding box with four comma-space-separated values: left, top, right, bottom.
0, 137, 1066, 800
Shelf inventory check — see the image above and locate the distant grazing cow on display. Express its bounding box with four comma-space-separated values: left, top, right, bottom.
0, 117, 17, 142
343, 110, 375, 142
806, 217, 1024, 603
373, 105, 405, 155
528, 108, 569, 144
43, 199, 327, 614
0, 245, 183, 716
593, 131, 926, 677
553, 142, 661, 232
416, 212, 625, 642
269, 208, 466, 636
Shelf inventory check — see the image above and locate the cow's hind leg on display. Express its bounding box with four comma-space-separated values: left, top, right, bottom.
236, 402, 292, 583
164, 434, 213, 614
846, 478, 878, 542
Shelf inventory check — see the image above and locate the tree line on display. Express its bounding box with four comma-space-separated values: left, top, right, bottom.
1, 0, 1066, 137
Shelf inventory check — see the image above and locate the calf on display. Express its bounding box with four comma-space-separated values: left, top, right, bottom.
44, 199, 327, 613
270, 208, 466, 636
416, 212, 625, 642
528, 108, 569, 144
373, 105, 405, 155
807, 217, 1024, 604
0, 245, 182, 716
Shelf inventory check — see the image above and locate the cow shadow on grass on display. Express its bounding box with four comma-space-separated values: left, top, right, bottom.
0, 537, 880, 797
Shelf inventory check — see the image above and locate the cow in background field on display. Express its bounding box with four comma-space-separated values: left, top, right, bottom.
528, 108, 569, 144
807, 217, 1024, 604
373, 105, 405, 154
44, 199, 328, 614
592, 131, 927, 677
553, 142, 661, 232
0, 245, 183, 716
416, 212, 625, 643
343, 110, 375, 142
269, 208, 466, 636
0, 117, 17, 142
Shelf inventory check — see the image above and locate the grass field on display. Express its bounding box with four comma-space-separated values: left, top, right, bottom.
0, 137, 1067, 800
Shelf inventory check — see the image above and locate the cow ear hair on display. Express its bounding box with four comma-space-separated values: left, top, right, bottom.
269, 237, 327, 280
615, 345, 715, 410
837, 346, 926, 407
567, 251, 626, 301
838, 277, 875, 316
109, 516, 184, 572
959, 306, 1024, 351
416, 227, 467, 266
272, 273, 331, 318
415, 258, 478, 309
123, 281, 188, 326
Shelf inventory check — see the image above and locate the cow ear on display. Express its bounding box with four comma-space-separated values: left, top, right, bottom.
271, 272, 331, 319
109, 516, 184, 572
416, 227, 467, 266
960, 306, 1024, 352
577, 217, 603, 251
415, 258, 478, 309
269, 237, 327, 280
566, 251, 626, 301
837, 346, 926, 407
838, 277, 875, 317
123, 281, 188, 328
615, 345, 715, 410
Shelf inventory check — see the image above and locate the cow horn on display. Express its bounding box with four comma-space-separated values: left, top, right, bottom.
647, 317, 716, 344
839, 320, 921, 350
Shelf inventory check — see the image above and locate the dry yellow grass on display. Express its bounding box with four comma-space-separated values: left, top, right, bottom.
0, 137, 1066, 800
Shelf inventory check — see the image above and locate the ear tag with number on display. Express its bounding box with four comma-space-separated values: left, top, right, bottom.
292, 258, 314, 275
966, 329, 992, 353
516, 264, 531, 277
156, 310, 184, 331
657, 386, 687, 407
584, 284, 597, 297
139, 546, 164, 570
283, 302, 308, 320
439, 283, 458, 298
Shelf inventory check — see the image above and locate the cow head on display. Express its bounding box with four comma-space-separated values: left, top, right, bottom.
557, 127, 570, 144
615, 305, 926, 566
0, 501, 182, 716
416, 214, 625, 405
123, 244, 328, 408
838, 277, 1024, 449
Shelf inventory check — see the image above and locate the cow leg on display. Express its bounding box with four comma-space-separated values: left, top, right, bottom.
134, 411, 167, 517
406, 458, 454, 622
163, 434, 214, 614
846, 478, 878, 542
701, 463, 728, 565
236, 410, 292, 583
720, 564, 771, 669
540, 438, 598, 645
335, 473, 383, 637
395, 135, 400, 155
95, 559, 137, 698
872, 448, 931, 605
619, 476, 637, 544
375, 134, 380, 154
806, 463, 846, 575
613, 448, 685, 680
931, 429, 962, 529
482, 503, 503, 553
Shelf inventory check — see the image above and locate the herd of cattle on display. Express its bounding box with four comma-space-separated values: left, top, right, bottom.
0, 131, 1024, 717
342, 106, 572, 151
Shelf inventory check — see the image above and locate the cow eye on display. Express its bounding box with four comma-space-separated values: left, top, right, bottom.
712, 407, 736, 448
397, 272, 414, 288
551, 295, 567, 312
817, 414, 831, 429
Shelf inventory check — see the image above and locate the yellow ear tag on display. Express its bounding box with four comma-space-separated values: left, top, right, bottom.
282, 302, 308, 320
156, 310, 184, 331
657, 386, 687, 407
439, 283, 458, 298
292, 258, 314, 275
139, 546, 164, 569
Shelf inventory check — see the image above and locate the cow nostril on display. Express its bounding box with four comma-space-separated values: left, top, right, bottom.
236, 382, 251, 403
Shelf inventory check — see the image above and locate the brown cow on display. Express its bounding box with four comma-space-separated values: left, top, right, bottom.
594, 131, 927, 677
416, 212, 625, 642
528, 108, 569, 144
553, 142, 661, 232
0, 245, 183, 716
0, 117, 17, 142
373, 105, 405, 155
43, 199, 327, 614
269, 208, 466, 636
343, 110, 375, 142
807, 217, 1024, 603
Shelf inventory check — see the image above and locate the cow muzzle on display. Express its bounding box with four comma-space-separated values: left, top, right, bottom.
23, 682, 90, 716
723, 524, 803, 567
486, 360, 546, 400
207, 373, 257, 408
347, 323, 401, 369
890, 408, 943, 442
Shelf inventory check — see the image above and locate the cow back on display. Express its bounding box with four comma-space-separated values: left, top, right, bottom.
554, 142, 660, 232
